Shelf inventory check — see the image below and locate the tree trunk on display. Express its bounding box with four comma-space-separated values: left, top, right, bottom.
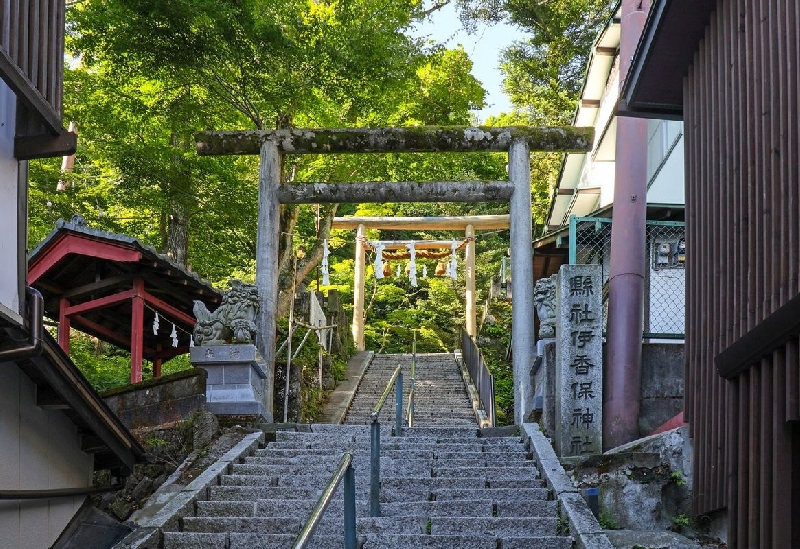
276, 203, 338, 317
166, 202, 190, 267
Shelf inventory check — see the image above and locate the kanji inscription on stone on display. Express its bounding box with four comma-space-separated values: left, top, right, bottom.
555, 264, 602, 457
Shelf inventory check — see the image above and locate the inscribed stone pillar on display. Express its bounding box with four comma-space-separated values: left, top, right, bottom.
509, 139, 535, 424
555, 264, 603, 457
255, 141, 280, 422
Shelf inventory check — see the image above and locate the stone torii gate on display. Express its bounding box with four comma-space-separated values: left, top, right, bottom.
196, 126, 592, 423
332, 214, 511, 349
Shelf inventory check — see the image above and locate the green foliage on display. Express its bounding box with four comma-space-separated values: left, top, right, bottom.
670, 470, 687, 487
64, 328, 194, 392
598, 509, 621, 530
478, 297, 513, 425
66, 330, 133, 391
671, 513, 690, 531
556, 513, 570, 535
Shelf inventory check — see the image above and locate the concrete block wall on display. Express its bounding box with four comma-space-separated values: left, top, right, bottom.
639, 343, 684, 435
0, 363, 94, 549
102, 369, 207, 429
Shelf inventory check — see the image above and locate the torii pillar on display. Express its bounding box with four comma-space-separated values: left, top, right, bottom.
353, 224, 367, 351
465, 224, 476, 338
196, 126, 593, 426
255, 141, 281, 421
509, 139, 535, 424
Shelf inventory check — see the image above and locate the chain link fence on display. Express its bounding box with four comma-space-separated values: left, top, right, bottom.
569, 216, 685, 339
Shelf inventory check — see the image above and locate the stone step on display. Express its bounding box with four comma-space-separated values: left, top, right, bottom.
430, 516, 558, 536
432, 487, 551, 503
208, 485, 322, 501
432, 467, 539, 480
195, 499, 370, 518
379, 477, 539, 494
164, 532, 349, 549
496, 500, 560, 518
181, 516, 303, 534
160, 356, 575, 549
240, 455, 534, 474
360, 535, 494, 549
360, 534, 574, 549
165, 528, 573, 548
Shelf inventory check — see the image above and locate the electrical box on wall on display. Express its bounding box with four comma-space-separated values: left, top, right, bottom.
652, 239, 685, 270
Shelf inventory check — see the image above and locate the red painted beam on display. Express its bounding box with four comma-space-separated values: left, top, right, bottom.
58, 298, 70, 355
69, 315, 157, 357
70, 315, 131, 349
29, 233, 141, 284
63, 289, 136, 317
140, 289, 196, 328
131, 278, 145, 383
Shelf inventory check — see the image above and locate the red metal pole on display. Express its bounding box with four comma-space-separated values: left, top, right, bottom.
604, 0, 651, 450
58, 297, 70, 355
130, 278, 145, 383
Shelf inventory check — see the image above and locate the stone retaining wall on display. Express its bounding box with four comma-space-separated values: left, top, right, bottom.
102, 369, 207, 429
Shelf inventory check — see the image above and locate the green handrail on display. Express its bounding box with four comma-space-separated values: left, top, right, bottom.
406, 387, 416, 428
292, 452, 356, 549
371, 364, 403, 419
369, 364, 403, 517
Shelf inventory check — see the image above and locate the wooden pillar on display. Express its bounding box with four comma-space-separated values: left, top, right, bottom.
130, 277, 145, 384
465, 224, 477, 338
154, 344, 162, 378
509, 138, 535, 424
353, 224, 366, 351
255, 140, 281, 422
58, 297, 70, 355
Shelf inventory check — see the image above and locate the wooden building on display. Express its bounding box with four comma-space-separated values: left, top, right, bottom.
0, 2, 145, 547
622, 0, 800, 545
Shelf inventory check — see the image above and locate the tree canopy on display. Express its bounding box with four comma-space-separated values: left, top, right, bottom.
27, 0, 608, 422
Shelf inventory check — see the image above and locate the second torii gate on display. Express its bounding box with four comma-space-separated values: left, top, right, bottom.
196, 126, 592, 423
332, 214, 511, 349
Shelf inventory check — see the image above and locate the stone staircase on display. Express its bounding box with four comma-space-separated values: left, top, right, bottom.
161, 424, 573, 548
343, 353, 477, 426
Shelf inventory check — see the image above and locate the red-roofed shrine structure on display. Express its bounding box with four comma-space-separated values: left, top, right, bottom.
29, 216, 221, 383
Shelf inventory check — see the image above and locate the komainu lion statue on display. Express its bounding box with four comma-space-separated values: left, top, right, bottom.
193, 280, 260, 346
534, 274, 557, 339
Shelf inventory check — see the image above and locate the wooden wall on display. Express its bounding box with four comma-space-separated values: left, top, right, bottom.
683, 0, 800, 546
0, 0, 65, 132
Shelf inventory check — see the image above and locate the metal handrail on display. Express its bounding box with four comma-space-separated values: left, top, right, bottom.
406, 387, 415, 428
370, 364, 402, 420
407, 333, 417, 427
460, 328, 496, 427
369, 364, 403, 517
292, 452, 356, 549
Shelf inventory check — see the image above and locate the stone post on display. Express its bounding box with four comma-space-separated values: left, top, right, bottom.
352, 224, 366, 351
465, 224, 476, 338
509, 138, 535, 424
255, 141, 280, 422
555, 264, 603, 457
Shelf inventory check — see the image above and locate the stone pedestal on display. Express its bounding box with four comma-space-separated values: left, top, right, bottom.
555, 264, 603, 457
190, 344, 269, 418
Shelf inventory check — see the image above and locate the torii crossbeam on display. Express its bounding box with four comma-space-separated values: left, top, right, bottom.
196, 126, 593, 424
